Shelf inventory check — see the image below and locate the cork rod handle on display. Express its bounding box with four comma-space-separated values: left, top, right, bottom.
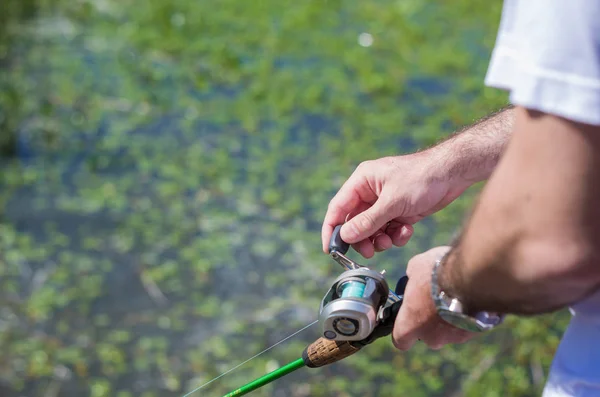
302, 337, 362, 368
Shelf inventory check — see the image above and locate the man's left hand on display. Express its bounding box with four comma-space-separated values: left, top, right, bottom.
392, 246, 477, 351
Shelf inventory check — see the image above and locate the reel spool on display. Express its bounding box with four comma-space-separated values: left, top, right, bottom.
319, 268, 389, 341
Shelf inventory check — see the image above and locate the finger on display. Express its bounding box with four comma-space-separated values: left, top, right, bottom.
420, 321, 475, 350
321, 225, 333, 254
351, 238, 375, 258
346, 203, 377, 258
340, 198, 393, 244
456, 332, 476, 344
441, 321, 477, 344
373, 233, 393, 252
321, 187, 360, 253
391, 305, 423, 351
392, 327, 420, 351
398, 215, 423, 225
419, 321, 450, 350
388, 223, 414, 247
424, 332, 473, 350
322, 180, 374, 253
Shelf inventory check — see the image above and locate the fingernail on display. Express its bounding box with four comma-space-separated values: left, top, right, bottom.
382, 238, 392, 250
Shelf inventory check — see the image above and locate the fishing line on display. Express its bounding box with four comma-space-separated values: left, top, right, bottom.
182, 319, 319, 397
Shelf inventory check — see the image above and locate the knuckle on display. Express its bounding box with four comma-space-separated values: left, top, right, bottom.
359, 213, 377, 232
422, 335, 445, 350
391, 326, 418, 352
456, 336, 471, 345
427, 342, 444, 351
456, 331, 474, 344
392, 337, 410, 351
406, 257, 421, 275
326, 200, 337, 211
326, 197, 346, 213
357, 160, 371, 169
391, 328, 408, 350
355, 160, 372, 174
379, 196, 397, 214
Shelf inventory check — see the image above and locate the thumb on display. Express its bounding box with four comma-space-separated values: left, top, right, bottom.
340, 199, 392, 243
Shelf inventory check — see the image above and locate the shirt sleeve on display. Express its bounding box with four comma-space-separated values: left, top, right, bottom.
485, 0, 600, 126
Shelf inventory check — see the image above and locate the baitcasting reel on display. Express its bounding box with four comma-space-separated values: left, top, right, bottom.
319, 225, 408, 343
319, 267, 390, 341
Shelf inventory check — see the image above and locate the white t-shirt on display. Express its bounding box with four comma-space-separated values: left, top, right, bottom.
484, 1, 600, 396
486, 0, 600, 126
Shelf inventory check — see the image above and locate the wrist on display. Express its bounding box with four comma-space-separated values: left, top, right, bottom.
431, 249, 505, 332
434, 249, 463, 306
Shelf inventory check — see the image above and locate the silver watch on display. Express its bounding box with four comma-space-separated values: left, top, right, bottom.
431, 251, 504, 332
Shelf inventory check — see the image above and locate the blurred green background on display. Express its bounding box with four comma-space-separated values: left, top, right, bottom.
1, 1, 571, 396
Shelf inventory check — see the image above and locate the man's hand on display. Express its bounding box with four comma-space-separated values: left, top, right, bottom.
321, 154, 468, 258
321, 107, 514, 259
392, 246, 476, 351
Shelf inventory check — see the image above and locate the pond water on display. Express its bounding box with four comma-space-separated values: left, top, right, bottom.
1, 2, 567, 397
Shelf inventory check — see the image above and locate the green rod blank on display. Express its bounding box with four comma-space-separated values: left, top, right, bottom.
221, 358, 306, 397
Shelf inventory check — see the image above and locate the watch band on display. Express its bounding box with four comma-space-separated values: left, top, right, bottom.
431, 249, 504, 332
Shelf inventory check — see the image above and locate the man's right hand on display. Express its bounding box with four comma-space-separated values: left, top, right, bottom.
321, 152, 469, 258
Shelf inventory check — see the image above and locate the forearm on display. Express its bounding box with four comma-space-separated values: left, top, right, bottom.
426, 106, 515, 189
437, 107, 600, 315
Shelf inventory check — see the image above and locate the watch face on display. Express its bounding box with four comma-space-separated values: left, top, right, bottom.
438, 310, 485, 333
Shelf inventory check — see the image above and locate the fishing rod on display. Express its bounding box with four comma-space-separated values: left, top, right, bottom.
219, 224, 409, 397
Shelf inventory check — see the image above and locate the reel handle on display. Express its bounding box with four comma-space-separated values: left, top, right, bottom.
329, 225, 350, 254
327, 224, 411, 347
